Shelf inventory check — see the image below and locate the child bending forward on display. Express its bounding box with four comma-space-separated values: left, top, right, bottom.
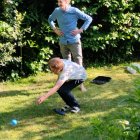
36, 57, 87, 114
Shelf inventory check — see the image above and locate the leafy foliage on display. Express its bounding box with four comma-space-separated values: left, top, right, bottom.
0, 0, 54, 81
0, 0, 139, 81
76, 0, 140, 63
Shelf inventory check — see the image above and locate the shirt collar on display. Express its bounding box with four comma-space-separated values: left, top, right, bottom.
66, 5, 71, 11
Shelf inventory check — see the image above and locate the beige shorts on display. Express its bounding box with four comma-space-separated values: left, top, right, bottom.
59, 41, 83, 66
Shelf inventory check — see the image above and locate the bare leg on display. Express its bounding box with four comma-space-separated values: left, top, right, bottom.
70, 42, 87, 92
80, 83, 87, 92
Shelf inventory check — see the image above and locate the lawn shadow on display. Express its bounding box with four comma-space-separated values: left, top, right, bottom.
0, 78, 56, 97
21, 125, 94, 140
0, 90, 30, 97
0, 99, 64, 126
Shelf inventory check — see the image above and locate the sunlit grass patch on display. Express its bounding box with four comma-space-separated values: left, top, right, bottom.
0, 65, 140, 140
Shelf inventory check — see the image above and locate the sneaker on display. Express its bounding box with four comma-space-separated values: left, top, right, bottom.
53, 108, 66, 115
71, 106, 80, 113
61, 105, 70, 112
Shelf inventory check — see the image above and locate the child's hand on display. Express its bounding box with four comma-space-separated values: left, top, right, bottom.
71, 29, 83, 36
36, 95, 46, 105
53, 28, 64, 36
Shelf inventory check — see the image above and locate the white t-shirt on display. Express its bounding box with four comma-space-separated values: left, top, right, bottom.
58, 59, 87, 82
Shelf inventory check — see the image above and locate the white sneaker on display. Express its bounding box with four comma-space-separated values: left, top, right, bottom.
71, 106, 80, 113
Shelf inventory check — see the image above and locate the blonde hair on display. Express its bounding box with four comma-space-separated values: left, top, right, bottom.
60, 0, 71, 4
48, 57, 64, 72
67, 0, 71, 4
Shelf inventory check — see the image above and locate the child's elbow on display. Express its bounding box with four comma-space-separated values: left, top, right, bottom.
89, 16, 93, 23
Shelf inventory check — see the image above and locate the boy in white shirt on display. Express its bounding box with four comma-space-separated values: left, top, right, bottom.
36, 57, 87, 115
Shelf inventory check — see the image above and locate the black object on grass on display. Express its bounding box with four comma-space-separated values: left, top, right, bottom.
53, 109, 66, 115
91, 76, 111, 85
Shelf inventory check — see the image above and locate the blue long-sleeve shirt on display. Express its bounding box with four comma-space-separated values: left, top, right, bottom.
48, 5, 93, 45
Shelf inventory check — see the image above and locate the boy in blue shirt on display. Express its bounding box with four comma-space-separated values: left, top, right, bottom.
48, 0, 92, 92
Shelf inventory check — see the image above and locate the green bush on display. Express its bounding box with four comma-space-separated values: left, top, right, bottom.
0, 0, 139, 80
74, 0, 140, 63
0, 0, 54, 81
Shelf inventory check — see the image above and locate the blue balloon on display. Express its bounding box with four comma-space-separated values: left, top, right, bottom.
10, 119, 18, 126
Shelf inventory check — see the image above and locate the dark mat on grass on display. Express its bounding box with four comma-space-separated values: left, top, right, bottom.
91, 76, 111, 85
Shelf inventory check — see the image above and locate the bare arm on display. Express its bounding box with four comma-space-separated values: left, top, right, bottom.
36, 79, 65, 105
71, 8, 92, 36
48, 9, 64, 36
53, 27, 64, 36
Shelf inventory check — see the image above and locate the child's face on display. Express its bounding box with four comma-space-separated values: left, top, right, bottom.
57, 0, 67, 10
50, 66, 61, 75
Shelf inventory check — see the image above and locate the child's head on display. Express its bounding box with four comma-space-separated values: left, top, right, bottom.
48, 57, 64, 74
57, 0, 71, 10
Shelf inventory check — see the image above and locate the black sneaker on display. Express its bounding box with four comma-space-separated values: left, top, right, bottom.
71, 107, 80, 113
53, 105, 70, 115
61, 105, 70, 112
53, 109, 66, 115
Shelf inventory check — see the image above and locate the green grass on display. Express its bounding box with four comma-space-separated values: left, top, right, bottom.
0, 65, 140, 140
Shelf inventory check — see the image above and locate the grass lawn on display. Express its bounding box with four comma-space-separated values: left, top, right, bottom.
0, 64, 140, 140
